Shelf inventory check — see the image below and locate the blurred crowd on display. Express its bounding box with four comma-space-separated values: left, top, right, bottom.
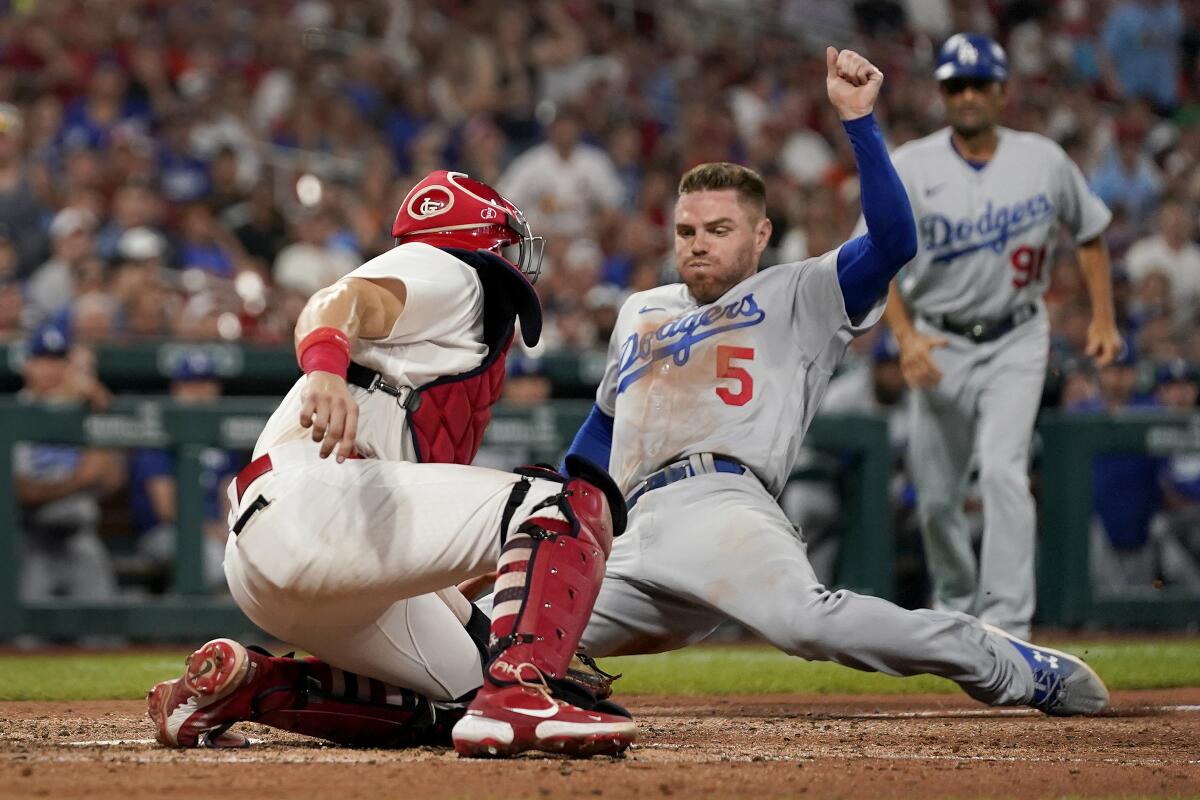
8, 0, 1200, 605
0, 0, 1198, 382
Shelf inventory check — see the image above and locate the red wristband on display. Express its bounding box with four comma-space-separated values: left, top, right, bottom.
298, 326, 351, 378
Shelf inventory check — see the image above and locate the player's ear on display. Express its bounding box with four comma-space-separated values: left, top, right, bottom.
755, 216, 772, 253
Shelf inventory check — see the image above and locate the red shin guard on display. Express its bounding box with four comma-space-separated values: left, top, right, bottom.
488, 476, 615, 683
214, 652, 451, 748
257, 657, 449, 747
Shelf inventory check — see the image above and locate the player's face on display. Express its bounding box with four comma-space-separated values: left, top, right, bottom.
674, 189, 772, 304
940, 78, 1006, 138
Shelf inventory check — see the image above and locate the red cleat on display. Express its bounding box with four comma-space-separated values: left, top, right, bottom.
147, 638, 257, 748
452, 665, 635, 758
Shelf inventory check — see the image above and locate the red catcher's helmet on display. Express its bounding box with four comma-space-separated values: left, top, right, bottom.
392, 170, 545, 283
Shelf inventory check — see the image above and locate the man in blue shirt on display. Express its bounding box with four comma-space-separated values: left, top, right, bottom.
1101, 0, 1184, 111
15, 322, 123, 603
128, 351, 236, 591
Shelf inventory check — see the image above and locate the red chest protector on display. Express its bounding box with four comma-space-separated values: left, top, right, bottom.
405, 248, 542, 465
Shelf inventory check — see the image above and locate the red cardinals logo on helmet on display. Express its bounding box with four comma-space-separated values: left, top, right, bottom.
408, 186, 455, 220
392, 171, 544, 282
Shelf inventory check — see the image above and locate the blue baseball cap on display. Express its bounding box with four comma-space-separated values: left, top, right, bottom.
935, 33, 1009, 83
1155, 358, 1198, 387
26, 321, 71, 358
171, 350, 219, 381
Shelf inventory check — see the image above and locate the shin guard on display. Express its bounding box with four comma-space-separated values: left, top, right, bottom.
487, 474, 616, 684
254, 656, 459, 747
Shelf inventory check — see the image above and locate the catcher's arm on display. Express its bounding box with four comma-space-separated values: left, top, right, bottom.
295, 277, 407, 461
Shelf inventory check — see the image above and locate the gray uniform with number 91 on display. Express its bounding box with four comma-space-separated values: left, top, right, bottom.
884, 126, 1111, 638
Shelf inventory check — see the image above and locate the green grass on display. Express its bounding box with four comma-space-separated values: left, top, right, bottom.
0, 639, 1198, 701
0, 652, 190, 701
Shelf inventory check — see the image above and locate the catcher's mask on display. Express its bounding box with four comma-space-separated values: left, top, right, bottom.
392, 170, 545, 284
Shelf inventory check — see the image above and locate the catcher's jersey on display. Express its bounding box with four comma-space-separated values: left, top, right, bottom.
253, 242, 486, 461
886, 127, 1110, 320
596, 249, 883, 497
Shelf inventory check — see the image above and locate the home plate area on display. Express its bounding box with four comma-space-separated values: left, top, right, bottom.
2, 690, 1198, 799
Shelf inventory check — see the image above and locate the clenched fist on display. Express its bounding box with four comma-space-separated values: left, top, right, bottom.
826, 47, 883, 121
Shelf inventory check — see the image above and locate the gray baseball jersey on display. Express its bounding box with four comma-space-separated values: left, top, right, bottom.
879, 126, 1112, 639
888, 127, 1111, 320
595, 248, 881, 498
574, 249, 1039, 708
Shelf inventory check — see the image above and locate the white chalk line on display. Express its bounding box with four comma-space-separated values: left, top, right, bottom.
68, 738, 264, 747
55, 703, 1200, 751
28, 747, 1200, 769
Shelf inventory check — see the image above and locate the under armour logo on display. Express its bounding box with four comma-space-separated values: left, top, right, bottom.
1032, 651, 1059, 670
420, 197, 445, 215
481, 206, 498, 220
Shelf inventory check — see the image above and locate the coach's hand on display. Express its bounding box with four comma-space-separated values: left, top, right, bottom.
1085, 319, 1123, 368
826, 47, 883, 121
300, 371, 360, 462
897, 330, 948, 388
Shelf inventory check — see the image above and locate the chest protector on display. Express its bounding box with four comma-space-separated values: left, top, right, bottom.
405, 248, 542, 465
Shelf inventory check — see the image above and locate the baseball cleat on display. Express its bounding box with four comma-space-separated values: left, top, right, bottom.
147, 638, 258, 747
985, 625, 1109, 716
452, 666, 635, 758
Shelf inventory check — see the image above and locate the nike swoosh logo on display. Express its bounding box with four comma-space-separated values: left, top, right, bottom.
587, 714, 603, 721
509, 704, 561, 719
639, 306, 666, 314
924, 184, 945, 197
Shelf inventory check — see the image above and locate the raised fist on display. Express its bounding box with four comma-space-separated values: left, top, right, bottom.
826, 47, 884, 121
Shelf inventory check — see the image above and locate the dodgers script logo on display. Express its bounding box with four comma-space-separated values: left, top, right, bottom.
921, 194, 1055, 265
617, 294, 766, 393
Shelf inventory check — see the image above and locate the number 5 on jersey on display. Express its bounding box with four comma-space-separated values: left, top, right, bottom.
716, 345, 755, 406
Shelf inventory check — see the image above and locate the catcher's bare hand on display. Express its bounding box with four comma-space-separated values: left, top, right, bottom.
299, 371, 359, 462
1085, 319, 1123, 368
897, 330, 948, 388
826, 47, 883, 121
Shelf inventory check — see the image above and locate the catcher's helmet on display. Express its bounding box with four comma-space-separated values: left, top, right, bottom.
392, 170, 545, 283
934, 33, 1008, 83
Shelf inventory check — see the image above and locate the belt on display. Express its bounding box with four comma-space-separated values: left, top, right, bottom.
626, 453, 747, 510
347, 362, 421, 409
232, 454, 273, 535
231, 443, 368, 535
921, 302, 1038, 344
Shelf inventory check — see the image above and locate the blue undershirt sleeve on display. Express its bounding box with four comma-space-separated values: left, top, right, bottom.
560, 403, 614, 474
835, 113, 918, 319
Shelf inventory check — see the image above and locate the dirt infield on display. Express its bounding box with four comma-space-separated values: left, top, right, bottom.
3, 690, 1199, 799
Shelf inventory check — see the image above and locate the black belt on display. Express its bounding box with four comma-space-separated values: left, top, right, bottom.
626, 454, 747, 510
346, 362, 421, 409
921, 303, 1038, 344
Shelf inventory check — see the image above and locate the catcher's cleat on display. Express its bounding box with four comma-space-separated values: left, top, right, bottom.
149, 639, 459, 749
451, 662, 635, 758
985, 625, 1110, 716
147, 638, 257, 747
